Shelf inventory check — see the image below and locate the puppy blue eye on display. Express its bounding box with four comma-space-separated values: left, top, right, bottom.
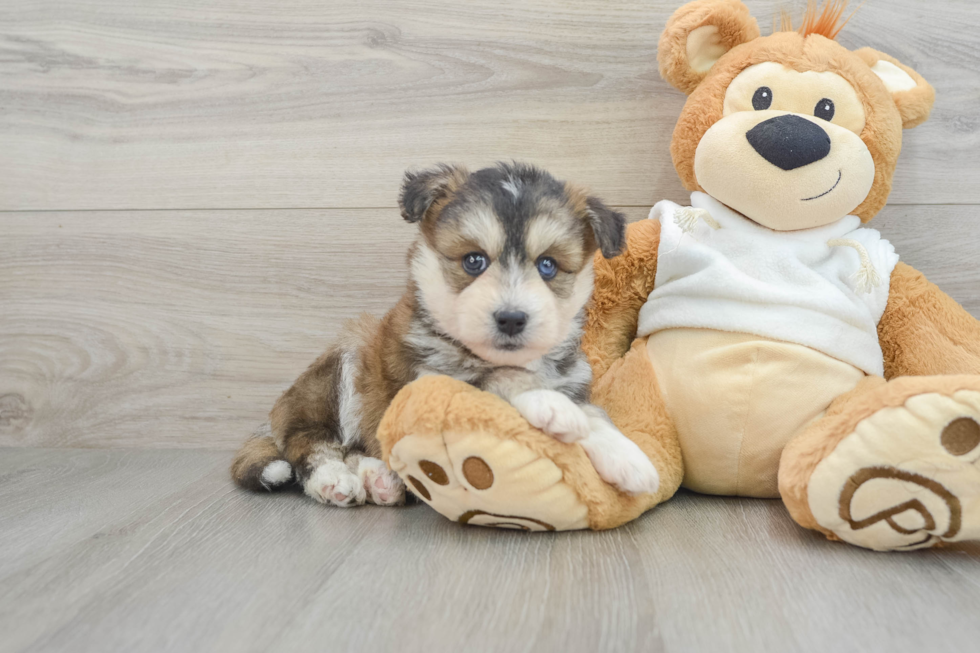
536, 256, 558, 280
462, 252, 488, 276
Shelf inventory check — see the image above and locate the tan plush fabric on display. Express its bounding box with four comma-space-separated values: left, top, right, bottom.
658, 0, 760, 95
879, 263, 980, 378
377, 363, 682, 531
806, 389, 980, 550
776, 266, 980, 548
583, 219, 663, 379
669, 30, 906, 223
854, 48, 936, 129
691, 107, 877, 230
375, 246, 980, 537
589, 338, 684, 528
648, 328, 865, 497
374, 218, 683, 532
658, 0, 938, 224
389, 427, 591, 532
372, 1, 973, 541
778, 376, 980, 548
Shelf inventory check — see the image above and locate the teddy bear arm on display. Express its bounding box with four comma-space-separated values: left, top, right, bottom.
879, 262, 980, 378
378, 373, 678, 531
583, 219, 662, 379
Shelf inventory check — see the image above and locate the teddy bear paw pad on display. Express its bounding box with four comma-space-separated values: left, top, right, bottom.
387, 429, 590, 531
807, 390, 980, 551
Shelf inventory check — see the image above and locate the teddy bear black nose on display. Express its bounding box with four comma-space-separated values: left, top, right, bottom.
746, 114, 831, 171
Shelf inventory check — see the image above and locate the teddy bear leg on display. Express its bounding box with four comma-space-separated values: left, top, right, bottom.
779, 375, 980, 551
588, 337, 686, 525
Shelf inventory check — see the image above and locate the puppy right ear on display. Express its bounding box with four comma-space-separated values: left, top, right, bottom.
399, 164, 469, 223
584, 197, 627, 259
658, 0, 759, 95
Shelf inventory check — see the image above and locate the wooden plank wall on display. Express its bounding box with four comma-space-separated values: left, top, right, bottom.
2, 0, 979, 449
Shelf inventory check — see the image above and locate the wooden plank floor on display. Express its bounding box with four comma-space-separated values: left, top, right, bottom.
0, 448, 978, 653
2, 205, 978, 450
2, 0, 980, 210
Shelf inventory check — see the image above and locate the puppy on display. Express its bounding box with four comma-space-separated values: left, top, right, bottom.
231, 162, 660, 507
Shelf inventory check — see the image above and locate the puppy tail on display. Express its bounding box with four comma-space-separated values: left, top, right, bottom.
231, 427, 294, 492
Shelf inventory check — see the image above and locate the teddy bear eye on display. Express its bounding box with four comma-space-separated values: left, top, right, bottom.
752, 86, 773, 110
814, 98, 836, 121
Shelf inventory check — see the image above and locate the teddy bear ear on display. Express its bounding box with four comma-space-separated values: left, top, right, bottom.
855, 48, 936, 129
658, 0, 760, 95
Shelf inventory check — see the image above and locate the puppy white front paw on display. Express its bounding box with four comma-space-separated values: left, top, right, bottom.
580, 418, 660, 496
358, 457, 406, 506
511, 390, 590, 443
304, 460, 367, 507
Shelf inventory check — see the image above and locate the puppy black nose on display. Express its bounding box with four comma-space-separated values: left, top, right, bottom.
746, 114, 831, 171
494, 311, 527, 336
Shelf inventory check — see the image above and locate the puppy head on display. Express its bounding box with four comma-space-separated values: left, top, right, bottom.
401, 162, 625, 367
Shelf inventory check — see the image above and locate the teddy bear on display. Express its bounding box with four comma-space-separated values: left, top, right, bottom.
377, 0, 980, 551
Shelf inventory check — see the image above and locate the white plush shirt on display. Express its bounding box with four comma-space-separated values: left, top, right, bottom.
637, 192, 900, 376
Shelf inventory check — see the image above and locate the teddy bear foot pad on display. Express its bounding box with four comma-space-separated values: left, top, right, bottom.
806, 389, 980, 551
387, 429, 589, 531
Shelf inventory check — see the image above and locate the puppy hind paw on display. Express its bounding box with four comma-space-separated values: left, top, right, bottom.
304, 460, 367, 507
511, 390, 590, 443
358, 457, 406, 506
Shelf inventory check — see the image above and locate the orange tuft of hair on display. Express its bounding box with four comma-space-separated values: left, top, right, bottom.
777, 0, 862, 40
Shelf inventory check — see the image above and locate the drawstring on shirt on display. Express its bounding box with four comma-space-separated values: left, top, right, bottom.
827, 238, 881, 294
670, 206, 881, 295
674, 207, 720, 234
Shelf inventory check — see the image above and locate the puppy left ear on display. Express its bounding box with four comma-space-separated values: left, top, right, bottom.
584, 197, 626, 259
399, 163, 469, 223
856, 48, 936, 129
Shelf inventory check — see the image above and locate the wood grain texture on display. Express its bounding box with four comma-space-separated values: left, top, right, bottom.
1, 0, 979, 211
0, 209, 416, 448
2, 204, 978, 450
0, 448, 978, 653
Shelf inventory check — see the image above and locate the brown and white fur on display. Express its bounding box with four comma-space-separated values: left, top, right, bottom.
231, 162, 660, 507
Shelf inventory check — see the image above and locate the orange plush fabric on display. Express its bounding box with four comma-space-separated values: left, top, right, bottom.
778, 375, 980, 543
376, 216, 684, 531
657, 0, 761, 95
375, 1, 980, 544
583, 219, 663, 378
667, 29, 912, 223
377, 348, 683, 530
651, 0, 979, 550
879, 263, 980, 378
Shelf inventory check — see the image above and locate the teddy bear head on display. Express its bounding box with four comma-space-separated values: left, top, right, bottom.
658, 0, 935, 229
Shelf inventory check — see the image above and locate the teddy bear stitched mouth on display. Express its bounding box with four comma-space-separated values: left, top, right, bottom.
802, 170, 843, 202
